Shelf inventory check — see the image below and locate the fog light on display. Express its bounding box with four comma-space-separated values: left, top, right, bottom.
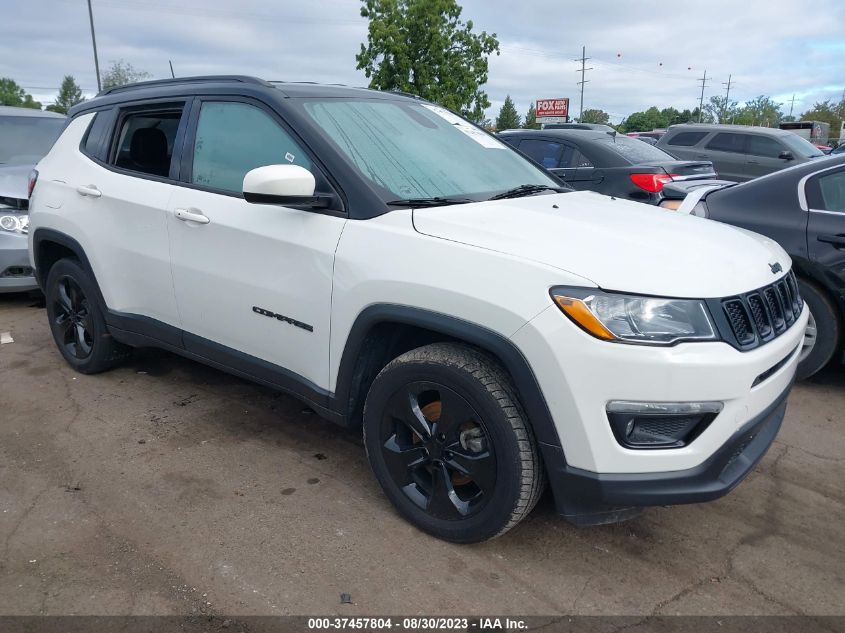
606, 401, 723, 449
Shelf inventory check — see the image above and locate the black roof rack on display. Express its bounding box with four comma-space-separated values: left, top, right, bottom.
97, 75, 270, 96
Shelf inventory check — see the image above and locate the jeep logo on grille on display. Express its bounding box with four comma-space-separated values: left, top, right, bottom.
769, 262, 782, 274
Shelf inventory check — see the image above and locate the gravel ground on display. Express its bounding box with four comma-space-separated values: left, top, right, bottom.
1, 293, 843, 617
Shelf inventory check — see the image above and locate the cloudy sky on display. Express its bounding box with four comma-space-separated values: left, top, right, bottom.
3, 0, 844, 123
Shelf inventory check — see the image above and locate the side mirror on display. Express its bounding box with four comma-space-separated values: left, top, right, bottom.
779, 150, 794, 161
243, 164, 329, 208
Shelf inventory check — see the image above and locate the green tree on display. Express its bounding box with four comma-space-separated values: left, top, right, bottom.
0, 78, 42, 109
101, 60, 151, 90
704, 95, 738, 124
733, 95, 783, 127
799, 99, 844, 133
523, 102, 539, 129
579, 108, 609, 125
46, 75, 85, 114
495, 95, 520, 130
355, 0, 500, 122
621, 106, 666, 132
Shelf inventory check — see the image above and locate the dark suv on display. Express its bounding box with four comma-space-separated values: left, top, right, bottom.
658, 124, 824, 182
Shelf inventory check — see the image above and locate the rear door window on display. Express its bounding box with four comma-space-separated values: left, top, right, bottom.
706, 133, 747, 154
518, 139, 563, 169
809, 170, 845, 213
747, 135, 786, 158
111, 106, 185, 178
666, 131, 708, 147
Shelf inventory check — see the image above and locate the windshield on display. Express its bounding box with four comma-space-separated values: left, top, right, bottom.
0, 116, 65, 165
591, 134, 676, 163
780, 133, 824, 158
300, 99, 559, 201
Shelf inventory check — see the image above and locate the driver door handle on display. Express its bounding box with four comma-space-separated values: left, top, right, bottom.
76, 184, 101, 198
174, 208, 210, 224
817, 233, 845, 248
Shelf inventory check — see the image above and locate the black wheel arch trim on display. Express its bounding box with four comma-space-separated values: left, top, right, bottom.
32, 229, 102, 298
333, 304, 563, 448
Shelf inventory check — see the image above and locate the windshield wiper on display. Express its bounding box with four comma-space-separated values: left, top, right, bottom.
487, 184, 567, 200
385, 196, 475, 208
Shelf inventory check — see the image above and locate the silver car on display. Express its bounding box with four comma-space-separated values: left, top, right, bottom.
0, 106, 65, 293
657, 123, 825, 182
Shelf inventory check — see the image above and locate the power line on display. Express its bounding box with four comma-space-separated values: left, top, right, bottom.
574, 45, 592, 121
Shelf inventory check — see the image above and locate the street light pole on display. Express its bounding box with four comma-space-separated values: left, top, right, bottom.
87, 0, 102, 92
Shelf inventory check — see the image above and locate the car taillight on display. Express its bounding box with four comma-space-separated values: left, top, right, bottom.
27, 169, 39, 199
629, 173, 680, 193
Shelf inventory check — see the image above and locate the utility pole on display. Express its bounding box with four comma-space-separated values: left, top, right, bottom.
697, 69, 709, 122
574, 45, 592, 122
86, 0, 101, 92
721, 74, 733, 123
788, 93, 797, 118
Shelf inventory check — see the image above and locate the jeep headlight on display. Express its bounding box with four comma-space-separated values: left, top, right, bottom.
551, 287, 717, 345
0, 214, 28, 234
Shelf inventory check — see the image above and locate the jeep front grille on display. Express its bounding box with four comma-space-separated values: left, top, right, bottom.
716, 271, 803, 351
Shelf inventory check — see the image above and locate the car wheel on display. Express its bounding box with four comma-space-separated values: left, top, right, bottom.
796, 278, 841, 380
363, 343, 544, 543
45, 258, 130, 374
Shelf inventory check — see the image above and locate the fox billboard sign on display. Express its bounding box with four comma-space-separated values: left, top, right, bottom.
536, 98, 570, 119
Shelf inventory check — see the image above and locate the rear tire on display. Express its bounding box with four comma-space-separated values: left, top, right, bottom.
45, 258, 130, 374
363, 343, 544, 543
796, 278, 840, 380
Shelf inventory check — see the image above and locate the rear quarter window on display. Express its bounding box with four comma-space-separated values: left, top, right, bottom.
81, 111, 112, 159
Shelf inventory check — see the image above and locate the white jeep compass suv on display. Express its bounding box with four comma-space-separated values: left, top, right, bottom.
28, 76, 807, 543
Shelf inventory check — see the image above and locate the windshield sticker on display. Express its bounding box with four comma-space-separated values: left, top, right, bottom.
285, 152, 295, 163
421, 104, 506, 149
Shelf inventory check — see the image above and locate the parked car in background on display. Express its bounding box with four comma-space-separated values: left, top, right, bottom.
542, 122, 616, 133
832, 143, 845, 155
0, 106, 65, 293
627, 130, 666, 142
635, 136, 659, 146
674, 154, 845, 379
499, 128, 716, 204
658, 123, 824, 182
29, 76, 804, 542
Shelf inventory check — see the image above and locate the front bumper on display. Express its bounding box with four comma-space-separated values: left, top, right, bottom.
0, 231, 37, 293
541, 380, 790, 525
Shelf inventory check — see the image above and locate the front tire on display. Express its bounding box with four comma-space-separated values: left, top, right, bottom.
796, 278, 841, 380
45, 258, 130, 374
363, 343, 544, 543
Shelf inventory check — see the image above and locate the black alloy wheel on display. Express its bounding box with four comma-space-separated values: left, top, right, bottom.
363, 343, 544, 543
45, 258, 131, 373
52, 275, 94, 360
379, 381, 496, 520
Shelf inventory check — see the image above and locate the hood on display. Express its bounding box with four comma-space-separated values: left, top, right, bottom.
412, 191, 790, 299
0, 164, 33, 201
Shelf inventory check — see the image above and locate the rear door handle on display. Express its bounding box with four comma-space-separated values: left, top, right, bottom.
76, 184, 101, 198
174, 208, 210, 224
817, 233, 845, 248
